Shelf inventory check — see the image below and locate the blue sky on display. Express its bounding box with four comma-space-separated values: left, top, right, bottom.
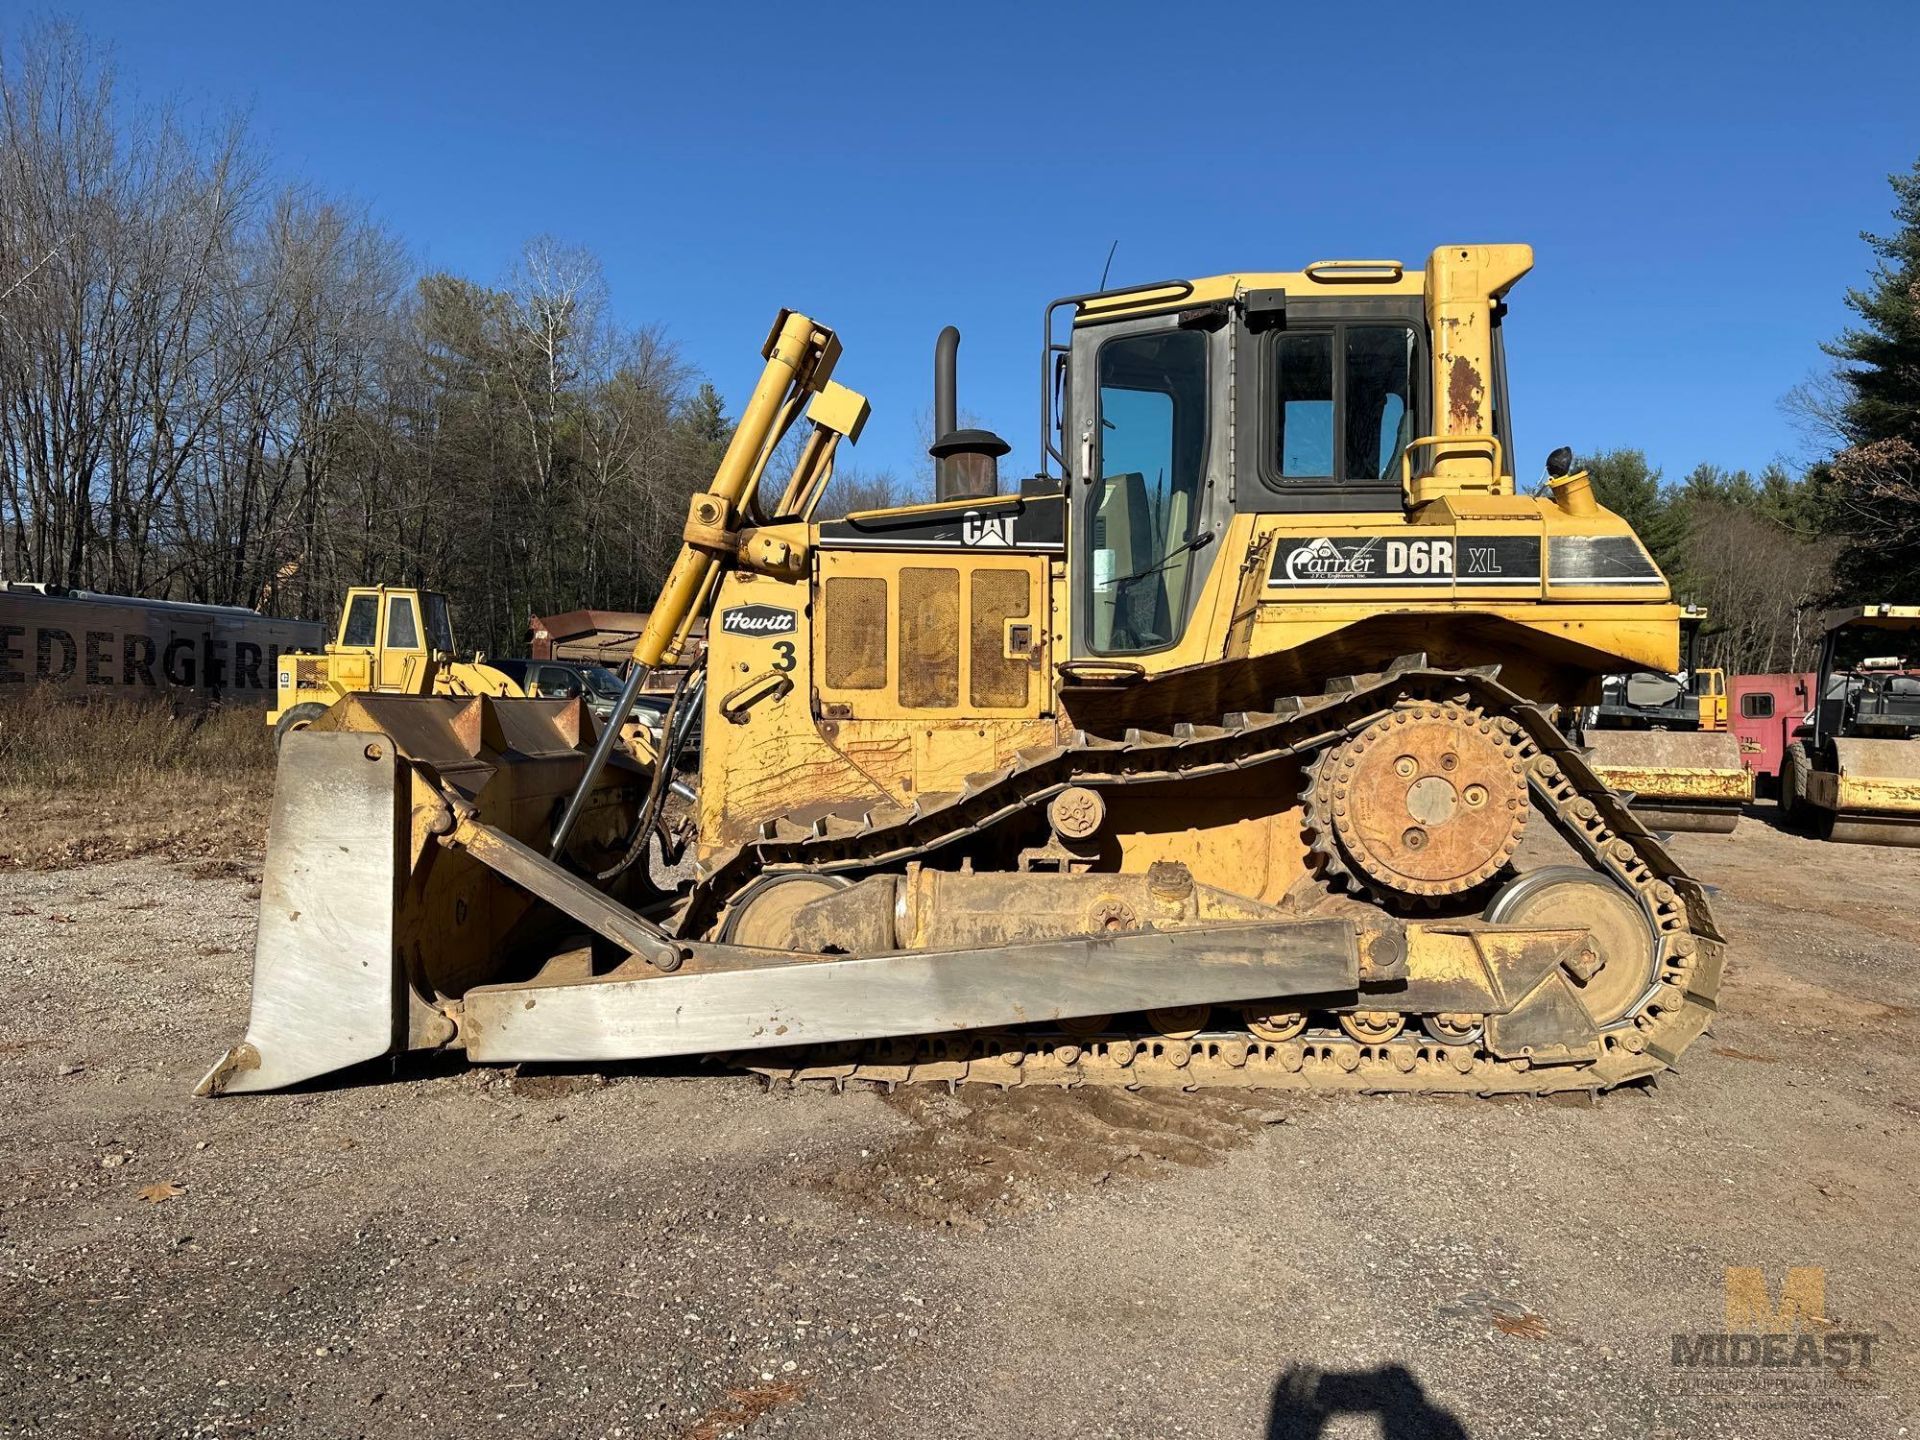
60, 0, 1920, 490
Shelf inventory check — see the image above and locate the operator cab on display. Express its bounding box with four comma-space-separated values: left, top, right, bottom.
1043, 251, 1524, 661
1815, 609, 1920, 742
330, 585, 458, 693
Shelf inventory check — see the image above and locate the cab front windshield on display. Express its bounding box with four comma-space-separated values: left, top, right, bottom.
1088, 328, 1209, 653
1825, 625, 1918, 691
1821, 623, 1920, 734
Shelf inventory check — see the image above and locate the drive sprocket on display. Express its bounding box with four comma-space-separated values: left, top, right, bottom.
1306, 700, 1529, 899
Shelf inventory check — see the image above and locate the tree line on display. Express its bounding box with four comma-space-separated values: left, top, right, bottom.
0, 24, 903, 656
3, 23, 1917, 673
1572, 452, 1837, 676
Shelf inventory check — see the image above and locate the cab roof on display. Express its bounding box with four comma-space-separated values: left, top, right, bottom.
1070, 261, 1425, 324
1821, 603, 1920, 635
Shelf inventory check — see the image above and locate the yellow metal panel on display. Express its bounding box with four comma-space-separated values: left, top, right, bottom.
814, 550, 1048, 721
1832, 738, 1920, 815
969, 568, 1033, 710
899, 567, 961, 709
701, 558, 1061, 854
1094, 516, 1673, 685
1832, 775, 1920, 814
1585, 732, 1751, 805
1424, 246, 1533, 485
805, 381, 870, 441
1106, 777, 1312, 907
1072, 268, 1428, 325
1592, 765, 1755, 805
822, 576, 887, 689
1820, 604, 1920, 635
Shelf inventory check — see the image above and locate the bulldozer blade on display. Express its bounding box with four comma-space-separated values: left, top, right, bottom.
196, 732, 401, 1096
1585, 729, 1750, 834
458, 919, 1363, 1065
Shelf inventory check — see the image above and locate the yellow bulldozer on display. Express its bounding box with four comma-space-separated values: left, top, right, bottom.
1780, 604, 1920, 845
267, 585, 522, 748
200, 244, 1724, 1100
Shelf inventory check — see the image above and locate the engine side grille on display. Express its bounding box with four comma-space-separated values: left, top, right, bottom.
823, 576, 887, 690
899, 567, 960, 709
970, 568, 1030, 709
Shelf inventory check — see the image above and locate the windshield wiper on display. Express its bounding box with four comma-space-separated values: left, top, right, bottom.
1111, 529, 1215, 588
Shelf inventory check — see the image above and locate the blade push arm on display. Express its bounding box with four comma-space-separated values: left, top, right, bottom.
548, 310, 849, 859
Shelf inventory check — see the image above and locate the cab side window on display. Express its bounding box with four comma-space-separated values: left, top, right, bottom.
535, 666, 582, 699
423, 592, 456, 652
386, 595, 420, 649
1274, 334, 1333, 477
1345, 327, 1415, 480
1268, 324, 1418, 487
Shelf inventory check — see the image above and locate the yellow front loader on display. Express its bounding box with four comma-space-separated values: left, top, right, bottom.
201, 245, 1724, 1101
267, 585, 524, 748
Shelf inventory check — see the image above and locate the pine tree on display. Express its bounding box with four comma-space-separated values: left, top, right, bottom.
1821, 156, 1920, 598
678, 382, 733, 484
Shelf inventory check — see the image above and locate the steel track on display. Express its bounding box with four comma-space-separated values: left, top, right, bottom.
682, 658, 1725, 1096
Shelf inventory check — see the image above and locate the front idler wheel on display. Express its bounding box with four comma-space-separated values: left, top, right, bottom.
1483, 866, 1657, 1026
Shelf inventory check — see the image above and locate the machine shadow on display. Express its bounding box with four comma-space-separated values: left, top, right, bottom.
1266, 1364, 1470, 1439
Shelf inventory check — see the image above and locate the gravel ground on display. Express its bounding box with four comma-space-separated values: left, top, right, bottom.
1, 813, 1916, 1438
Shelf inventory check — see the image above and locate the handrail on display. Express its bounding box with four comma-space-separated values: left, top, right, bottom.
1304, 258, 1404, 283
1399, 433, 1504, 497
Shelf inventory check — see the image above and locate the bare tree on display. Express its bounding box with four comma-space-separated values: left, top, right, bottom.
0, 20, 824, 655
1685, 500, 1838, 675
815, 463, 910, 518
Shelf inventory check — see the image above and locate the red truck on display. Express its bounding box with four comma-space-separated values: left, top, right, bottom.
1729, 672, 1814, 795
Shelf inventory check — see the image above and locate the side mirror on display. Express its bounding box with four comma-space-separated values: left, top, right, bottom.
1545, 446, 1574, 479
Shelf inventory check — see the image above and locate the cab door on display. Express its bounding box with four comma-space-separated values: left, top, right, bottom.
332, 590, 380, 691
1066, 315, 1226, 663
376, 591, 426, 692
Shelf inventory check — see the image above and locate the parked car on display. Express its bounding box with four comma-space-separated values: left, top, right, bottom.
489, 658, 621, 715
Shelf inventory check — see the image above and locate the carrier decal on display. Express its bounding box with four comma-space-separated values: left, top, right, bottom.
1547, 534, 1665, 586
1267, 535, 1542, 588
719, 605, 798, 636
816, 481, 1065, 553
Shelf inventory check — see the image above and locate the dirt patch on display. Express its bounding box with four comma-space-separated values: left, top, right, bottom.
3, 801, 1919, 1436
799, 1085, 1298, 1230
681, 1377, 809, 1440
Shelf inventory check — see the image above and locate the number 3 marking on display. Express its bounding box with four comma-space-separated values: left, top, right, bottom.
771, 640, 796, 673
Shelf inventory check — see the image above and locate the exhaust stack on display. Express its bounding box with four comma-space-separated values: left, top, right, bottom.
930, 326, 1010, 502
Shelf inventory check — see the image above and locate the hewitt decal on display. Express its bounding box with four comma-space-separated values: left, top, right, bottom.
719, 605, 798, 636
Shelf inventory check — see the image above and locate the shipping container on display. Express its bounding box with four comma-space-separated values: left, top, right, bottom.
0, 584, 324, 703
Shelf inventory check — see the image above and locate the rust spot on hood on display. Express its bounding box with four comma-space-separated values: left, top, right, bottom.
1447, 355, 1484, 430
